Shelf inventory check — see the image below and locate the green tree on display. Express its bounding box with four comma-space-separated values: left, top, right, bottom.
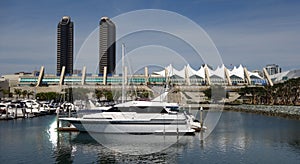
238, 77, 300, 105
22, 90, 28, 98
28, 91, 34, 99
36, 92, 61, 101
103, 90, 113, 101
14, 89, 22, 99
95, 89, 104, 100
0, 89, 10, 98
239, 86, 261, 104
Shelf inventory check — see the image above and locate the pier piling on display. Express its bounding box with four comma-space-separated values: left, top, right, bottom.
22, 108, 25, 118
5, 106, 8, 120
56, 108, 60, 129
200, 107, 203, 129
15, 106, 17, 118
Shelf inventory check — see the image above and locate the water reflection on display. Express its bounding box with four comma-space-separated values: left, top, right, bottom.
47, 119, 77, 163
47, 119, 58, 148
209, 111, 251, 153
47, 118, 195, 163
44, 112, 300, 163
54, 133, 74, 164
52, 132, 194, 163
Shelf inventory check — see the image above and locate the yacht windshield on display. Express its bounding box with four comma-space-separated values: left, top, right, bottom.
167, 106, 179, 112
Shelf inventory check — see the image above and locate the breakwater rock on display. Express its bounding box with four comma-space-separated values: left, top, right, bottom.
224, 104, 300, 120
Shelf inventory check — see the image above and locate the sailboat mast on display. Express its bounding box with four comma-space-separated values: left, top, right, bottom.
121, 43, 125, 103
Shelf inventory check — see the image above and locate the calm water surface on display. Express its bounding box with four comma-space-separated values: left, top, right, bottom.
0, 111, 300, 163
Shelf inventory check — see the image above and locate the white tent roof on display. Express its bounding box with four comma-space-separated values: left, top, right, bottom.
208, 64, 225, 79
152, 69, 165, 77
186, 64, 205, 78
228, 64, 244, 79
153, 64, 185, 78
248, 71, 263, 79
152, 64, 264, 80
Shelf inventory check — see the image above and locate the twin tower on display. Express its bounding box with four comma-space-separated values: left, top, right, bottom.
57, 16, 116, 76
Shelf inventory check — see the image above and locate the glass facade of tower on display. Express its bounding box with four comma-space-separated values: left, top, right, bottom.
57, 16, 73, 75
99, 17, 116, 75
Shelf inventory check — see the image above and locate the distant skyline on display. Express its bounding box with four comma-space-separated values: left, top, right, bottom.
1, 0, 300, 75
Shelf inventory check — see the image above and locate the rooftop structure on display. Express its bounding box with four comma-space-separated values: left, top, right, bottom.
265, 64, 281, 75
16, 64, 270, 87
270, 69, 300, 83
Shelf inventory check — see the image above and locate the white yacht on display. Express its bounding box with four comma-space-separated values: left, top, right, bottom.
87, 100, 113, 111
22, 99, 42, 114
60, 100, 199, 135
60, 43, 201, 134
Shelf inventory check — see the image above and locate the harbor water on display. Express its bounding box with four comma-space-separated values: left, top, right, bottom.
0, 111, 300, 163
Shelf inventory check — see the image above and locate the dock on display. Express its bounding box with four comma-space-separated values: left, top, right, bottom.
57, 127, 79, 132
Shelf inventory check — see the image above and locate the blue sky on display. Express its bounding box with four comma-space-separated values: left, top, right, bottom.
0, 0, 300, 75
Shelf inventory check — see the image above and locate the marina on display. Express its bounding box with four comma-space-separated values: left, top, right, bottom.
0, 110, 299, 163
0, 99, 70, 120
1, 1, 300, 163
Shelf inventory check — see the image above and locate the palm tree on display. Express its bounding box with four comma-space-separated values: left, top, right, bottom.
95, 89, 104, 100
14, 89, 22, 99
28, 91, 34, 99
2, 89, 10, 98
22, 90, 28, 99
103, 90, 113, 101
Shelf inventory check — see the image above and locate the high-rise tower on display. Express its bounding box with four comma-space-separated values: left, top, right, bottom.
57, 16, 73, 75
99, 17, 116, 75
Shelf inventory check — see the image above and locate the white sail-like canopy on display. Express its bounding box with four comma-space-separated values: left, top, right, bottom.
152, 64, 185, 78
228, 64, 244, 80
173, 65, 185, 79
248, 71, 263, 79
186, 64, 205, 79
151, 68, 165, 77
196, 65, 206, 79
152, 64, 264, 80
208, 64, 225, 79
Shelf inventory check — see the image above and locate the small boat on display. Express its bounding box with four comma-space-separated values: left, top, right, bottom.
0, 103, 14, 120
6, 103, 26, 118
22, 99, 42, 115
0, 103, 7, 114
39, 100, 57, 114
87, 100, 113, 111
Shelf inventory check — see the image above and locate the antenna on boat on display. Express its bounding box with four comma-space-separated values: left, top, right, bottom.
121, 43, 125, 103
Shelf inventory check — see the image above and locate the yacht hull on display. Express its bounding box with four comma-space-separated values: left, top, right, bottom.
60, 117, 195, 134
